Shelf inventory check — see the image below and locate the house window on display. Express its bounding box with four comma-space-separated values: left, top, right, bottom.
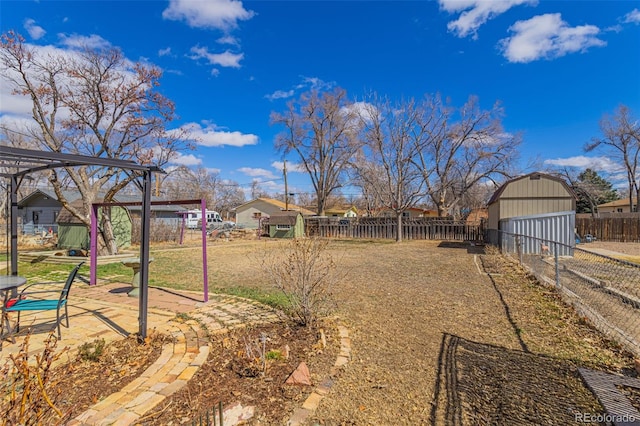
276, 224, 291, 230
617, 208, 623, 213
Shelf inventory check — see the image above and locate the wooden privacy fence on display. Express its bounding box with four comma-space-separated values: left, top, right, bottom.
576, 215, 640, 242
305, 217, 485, 241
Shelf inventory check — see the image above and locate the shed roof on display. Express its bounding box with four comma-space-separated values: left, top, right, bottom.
268, 211, 302, 225
487, 172, 576, 205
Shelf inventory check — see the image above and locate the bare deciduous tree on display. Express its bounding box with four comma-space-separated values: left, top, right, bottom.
412, 95, 520, 218
353, 96, 425, 242
0, 31, 190, 254
270, 88, 362, 215
585, 105, 640, 213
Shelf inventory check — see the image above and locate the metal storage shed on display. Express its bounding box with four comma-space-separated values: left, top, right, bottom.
486, 172, 577, 253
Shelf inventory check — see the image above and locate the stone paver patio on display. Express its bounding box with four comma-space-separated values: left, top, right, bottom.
1, 280, 281, 425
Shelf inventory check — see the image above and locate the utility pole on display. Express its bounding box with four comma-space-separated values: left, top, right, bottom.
283, 159, 289, 211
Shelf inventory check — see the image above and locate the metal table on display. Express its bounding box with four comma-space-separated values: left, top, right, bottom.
1, 275, 27, 347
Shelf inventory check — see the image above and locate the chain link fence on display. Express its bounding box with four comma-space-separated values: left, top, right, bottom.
489, 230, 640, 358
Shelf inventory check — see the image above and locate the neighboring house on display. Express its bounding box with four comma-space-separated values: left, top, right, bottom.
377, 207, 439, 218
235, 198, 315, 229
466, 208, 488, 225
19, 189, 187, 233
325, 206, 358, 218
56, 199, 133, 249
115, 193, 188, 223
17, 189, 80, 234
596, 198, 636, 214
268, 211, 305, 238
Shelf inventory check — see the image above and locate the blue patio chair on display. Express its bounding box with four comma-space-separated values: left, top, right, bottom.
6, 261, 85, 339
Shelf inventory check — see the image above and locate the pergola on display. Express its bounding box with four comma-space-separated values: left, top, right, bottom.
0, 145, 161, 339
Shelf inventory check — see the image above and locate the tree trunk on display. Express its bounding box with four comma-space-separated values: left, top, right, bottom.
100, 207, 119, 255
396, 213, 403, 243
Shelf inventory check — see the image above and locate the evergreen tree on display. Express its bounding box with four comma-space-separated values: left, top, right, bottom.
574, 169, 619, 214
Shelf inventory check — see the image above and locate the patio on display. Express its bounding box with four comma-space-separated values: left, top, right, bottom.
0, 275, 281, 424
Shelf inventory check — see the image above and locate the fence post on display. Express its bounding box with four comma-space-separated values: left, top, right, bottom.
515, 235, 522, 264
554, 241, 560, 288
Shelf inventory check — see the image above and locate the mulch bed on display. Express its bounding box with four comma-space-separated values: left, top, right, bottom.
1, 332, 166, 425
141, 319, 339, 424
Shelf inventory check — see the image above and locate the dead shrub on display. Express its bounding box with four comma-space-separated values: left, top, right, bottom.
256, 238, 341, 327
0, 333, 69, 425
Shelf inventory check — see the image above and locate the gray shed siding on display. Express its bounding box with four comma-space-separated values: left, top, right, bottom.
499, 211, 575, 256
488, 173, 575, 230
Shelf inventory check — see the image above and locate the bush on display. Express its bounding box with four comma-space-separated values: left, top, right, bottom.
0, 333, 68, 424
257, 238, 341, 327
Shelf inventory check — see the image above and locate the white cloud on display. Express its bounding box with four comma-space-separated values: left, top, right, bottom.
217, 35, 240, 46
271, 161, 306, 173
0, 40, 136, 126
543, 156, 623, 174
24, 18, 46, 40
189, 46, 243, 68
499, 13, 605, 63
238, 167, 278, 179
170, 153, 202, 166
439, 0, 538, 39
177, 122, 259, 147
58, 33, 112, 50
341, 101, 377, 120
265, 90, 295, 101
623, 8, 640, 24
162, 0, 254, 31
296, 76, 335, 91
158, 47, 172, 57
267, 76, 335, 102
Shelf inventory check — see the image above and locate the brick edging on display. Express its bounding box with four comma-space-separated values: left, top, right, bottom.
287, 323, 351, 426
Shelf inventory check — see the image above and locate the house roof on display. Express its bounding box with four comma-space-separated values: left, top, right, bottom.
19, 188, 188, 212
597, 198, 635, 208
236, 197, 315, 216
18, 188, 82, 207
487, 172, 576, 205
325, 206, 358, 214
268, 211, 302, 225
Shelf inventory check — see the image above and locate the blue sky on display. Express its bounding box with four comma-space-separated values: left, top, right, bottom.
1, 0, 639, 197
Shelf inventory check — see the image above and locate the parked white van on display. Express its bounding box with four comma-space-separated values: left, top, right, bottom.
184, 210, 224, 229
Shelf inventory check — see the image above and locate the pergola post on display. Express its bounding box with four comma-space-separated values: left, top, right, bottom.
10, 175, 18, 279
138, 170, 152, 339
90, 204, 99, 285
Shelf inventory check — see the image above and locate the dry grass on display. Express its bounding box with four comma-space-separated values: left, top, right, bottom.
11, 238, 638, 424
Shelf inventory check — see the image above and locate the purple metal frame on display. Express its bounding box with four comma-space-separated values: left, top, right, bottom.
89, 198, 209, 302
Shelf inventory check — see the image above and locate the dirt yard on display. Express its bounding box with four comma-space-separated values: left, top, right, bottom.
583, 241, 640, 257
303, 240, 634, 425
6, 238, 637, 424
